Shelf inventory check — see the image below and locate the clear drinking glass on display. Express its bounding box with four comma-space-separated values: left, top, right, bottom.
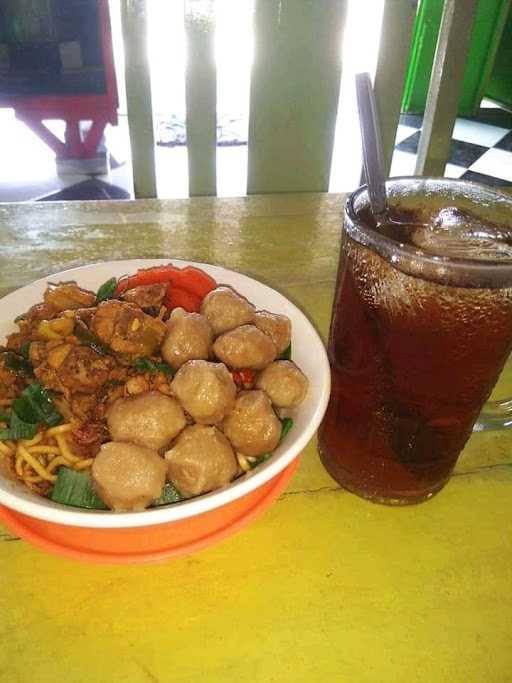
318, 178, 512, 504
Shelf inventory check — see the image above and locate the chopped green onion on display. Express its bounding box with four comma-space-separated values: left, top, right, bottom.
279, 343, 292, 360
74, 320, 111, 356
152, 482, 184, 506
0, 412, 37, 440
96, 277, 118, 303
19, 341, 31, 359
3, 351, 33, 377
280, 417, 294, 442
0, 412, 10, 423
51, 467, 107, 509
12, 383, 62, 427
133, 357, 175, 376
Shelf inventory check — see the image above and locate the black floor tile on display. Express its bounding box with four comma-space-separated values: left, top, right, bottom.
399, 113, 423, 129
465, 107, 512, 129
494, 130, 512, 151
396, 135, 487, 167
460, 170, 512, 188
448, 139, 488, 167
396, 130, 420, 153
38, 179, 131, 201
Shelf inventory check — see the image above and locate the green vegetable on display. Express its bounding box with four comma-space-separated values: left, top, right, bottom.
152, 482, 184, 506
3, 351, 33, 377
19, 341, 31, 359
96, 277, 118, 303
0, 411, 37, 440
14, 314, 25, 324
74, 320, 111, 356
133, 357, 175, 376
51, 469, 184, 510
249, 453, 272, 469
51, 467, 107, 509
280, 417, 293, 442
12, 383, 62, 427
279, 343, 292, 360
0, 383, 61, 440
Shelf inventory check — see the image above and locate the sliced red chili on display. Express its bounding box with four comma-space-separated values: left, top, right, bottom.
231, 368, 256, 389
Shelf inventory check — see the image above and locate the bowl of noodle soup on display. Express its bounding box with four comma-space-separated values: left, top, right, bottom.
0, 260, 330, 563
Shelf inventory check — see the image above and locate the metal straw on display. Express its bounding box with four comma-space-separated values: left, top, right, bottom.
355, 72, 388, 221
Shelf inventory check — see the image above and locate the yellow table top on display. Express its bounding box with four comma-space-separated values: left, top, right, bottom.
1, 194, 511, 682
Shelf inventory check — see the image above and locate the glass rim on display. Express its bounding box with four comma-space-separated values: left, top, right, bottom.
345, 177, 512, 287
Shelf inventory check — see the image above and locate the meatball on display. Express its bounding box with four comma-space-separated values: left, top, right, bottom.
253, 311, 291, 355
256, 360, 308, 408
223, 390, 281, 456
107, 391, 186, 451
170, 360, 236, 424
200, 286, 255, 335
92, 441, 166, 511
161, 307, 213, 369
165, 424, 238, 497
213, 324, 277, 370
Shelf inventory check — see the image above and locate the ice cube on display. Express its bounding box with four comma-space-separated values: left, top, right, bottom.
411, 207, 512, 260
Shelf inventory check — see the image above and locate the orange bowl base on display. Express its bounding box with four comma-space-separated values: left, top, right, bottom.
0, 458, 299, 564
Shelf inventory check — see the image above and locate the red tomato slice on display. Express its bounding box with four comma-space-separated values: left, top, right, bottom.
165, 287, 202, 313
115, 264, 217, 300
171, 266, 217, 298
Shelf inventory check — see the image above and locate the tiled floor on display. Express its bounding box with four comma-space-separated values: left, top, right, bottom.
392, 107, 512, 187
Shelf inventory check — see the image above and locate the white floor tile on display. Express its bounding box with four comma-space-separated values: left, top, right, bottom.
482, 98, 502, 109
390, 150, 417, 177
395, 125, 418, 144
452, 118, 509, 147
468, 148, 512, 182
444, 163, 467, 179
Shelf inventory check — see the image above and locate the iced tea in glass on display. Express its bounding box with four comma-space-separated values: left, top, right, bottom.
318, 178, 512, 504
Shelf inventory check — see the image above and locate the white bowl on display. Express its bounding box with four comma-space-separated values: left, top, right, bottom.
0, 259, 331, 528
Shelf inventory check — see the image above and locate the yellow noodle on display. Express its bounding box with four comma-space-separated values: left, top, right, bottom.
46, 423, 74, 436
7, 418, 97, 491
21, 433, 43, 447
74, 458, 93, 471
46, 456, 72, 473
15, 453, 24, 477
27, 446, 61, 455
17, 444, 56, 482
0, 442, 13, 456
55, 433, 80, 464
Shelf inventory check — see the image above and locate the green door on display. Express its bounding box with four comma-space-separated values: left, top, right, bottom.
402, 0, 511, 116
485, 4, 512, 110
